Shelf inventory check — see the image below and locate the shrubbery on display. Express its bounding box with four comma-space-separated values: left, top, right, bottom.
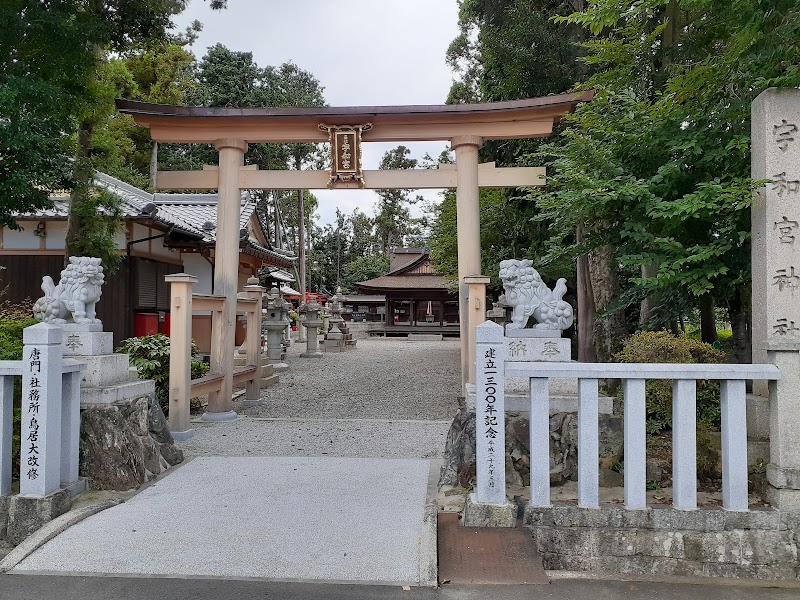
0, 300, 38, 360
117, 334, 209, 411
615, 331, 727, 433
0, 300, 38, 479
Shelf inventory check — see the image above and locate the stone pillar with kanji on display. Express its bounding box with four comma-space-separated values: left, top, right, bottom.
752, 88, 800, 511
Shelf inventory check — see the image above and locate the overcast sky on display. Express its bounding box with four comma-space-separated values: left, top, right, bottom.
173, 0, 460, 226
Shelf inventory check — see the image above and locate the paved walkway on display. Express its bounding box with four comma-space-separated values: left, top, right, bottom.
10, 338, 459, 585
13, 457, 436, 584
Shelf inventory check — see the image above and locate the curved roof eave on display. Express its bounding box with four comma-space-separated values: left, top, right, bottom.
116, 91, 594, 121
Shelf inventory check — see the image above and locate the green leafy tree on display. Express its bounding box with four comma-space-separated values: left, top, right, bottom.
0, 1, 223, 263
527, 0, 800, 361
374, 146, 426, 253
342, 255, 391, 291
0, 1, 94, 228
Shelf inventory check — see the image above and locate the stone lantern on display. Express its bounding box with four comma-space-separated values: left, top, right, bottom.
281, 298, 293, 351
321, 289, 356, 352
299, 301, 323, 358
263, 287, 289, 371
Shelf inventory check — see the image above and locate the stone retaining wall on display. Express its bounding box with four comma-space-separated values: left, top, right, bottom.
80, 394, 184, 491
0, 392, 184, 548
439, 409, 624, 489
525, 505, 800, 580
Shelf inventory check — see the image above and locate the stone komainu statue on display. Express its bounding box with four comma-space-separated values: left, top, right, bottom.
33, 257, 105, 325
499, 259, 574, 331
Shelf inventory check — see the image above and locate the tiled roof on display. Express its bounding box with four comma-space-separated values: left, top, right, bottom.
342, 294, 385, 303
355, 274, 449, 291
152, 192, 256, 233
14, 172, 296, 267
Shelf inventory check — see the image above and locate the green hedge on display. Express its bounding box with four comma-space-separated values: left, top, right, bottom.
615, 331, 727, 433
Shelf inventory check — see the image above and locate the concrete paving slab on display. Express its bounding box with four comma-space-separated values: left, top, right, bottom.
12, 457, 434, 585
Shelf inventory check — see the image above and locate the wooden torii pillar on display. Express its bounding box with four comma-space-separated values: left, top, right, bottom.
117, 92, 592, 410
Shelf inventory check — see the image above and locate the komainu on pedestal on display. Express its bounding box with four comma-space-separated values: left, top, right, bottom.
499, 259, 573, 331
32, 256, 105, 325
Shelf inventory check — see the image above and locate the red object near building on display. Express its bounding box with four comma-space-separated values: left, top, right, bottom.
133, 312, 170, 337
133, 313, 159, 336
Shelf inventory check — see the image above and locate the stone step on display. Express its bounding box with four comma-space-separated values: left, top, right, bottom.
10, 457, 437, 585
80, 379, 156, 408
408, 334, 443, 342
261, 374, 279, 388
77, 354, 134, 388
233, 354, 270, 368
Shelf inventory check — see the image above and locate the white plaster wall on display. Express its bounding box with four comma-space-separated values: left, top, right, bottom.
2, 226, 37, 250
129, 223, 180, 261
45, 222, 67, 250
149, 237, 181, 260
181, 252, 213, 295
131, 223, 150, 241
113, 227, 127, 251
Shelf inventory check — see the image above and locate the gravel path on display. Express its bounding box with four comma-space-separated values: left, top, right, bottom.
238, 337, 461, 421
179, 338, 461, 460
179, 417, 450, 461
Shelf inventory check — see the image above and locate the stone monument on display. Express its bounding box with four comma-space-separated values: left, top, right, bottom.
299, 301, 323, 358
752, 89, 800, 510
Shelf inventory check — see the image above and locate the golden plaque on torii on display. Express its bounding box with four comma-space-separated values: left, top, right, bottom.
319, 123, 372, 188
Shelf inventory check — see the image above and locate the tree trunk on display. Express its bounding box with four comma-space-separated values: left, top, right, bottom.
728, 289, 752, 364
699, 296, 717, 344
576, 226, 597, 362
587, 243, 626, 362
669, 320, 679, 335
65, 120, 94, 262
149, 141, 158, 190
639, 263, 659, 326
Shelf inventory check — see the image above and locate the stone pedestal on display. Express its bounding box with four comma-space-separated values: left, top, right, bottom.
64, 323, 185, 492
463, 494, 516, 528
234, 354, 279, 392
64, 324, 155, 409
6, 489, 72, 545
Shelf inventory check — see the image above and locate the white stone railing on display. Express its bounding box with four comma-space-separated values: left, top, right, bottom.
475, 321, 782, 513
1, 323, 84, 498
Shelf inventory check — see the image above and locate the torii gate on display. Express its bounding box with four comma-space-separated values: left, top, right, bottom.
117, 92, 592, 421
